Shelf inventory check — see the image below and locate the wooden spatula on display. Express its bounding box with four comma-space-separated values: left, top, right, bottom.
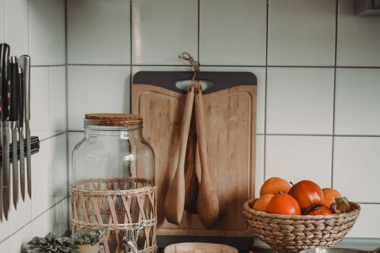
164, 85, 195, 225
193, 82, 219, 229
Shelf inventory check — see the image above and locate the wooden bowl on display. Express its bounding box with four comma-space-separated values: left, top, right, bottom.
164, 243, 238, 253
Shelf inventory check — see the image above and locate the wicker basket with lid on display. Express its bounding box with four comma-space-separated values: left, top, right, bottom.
71, 113, 157, 253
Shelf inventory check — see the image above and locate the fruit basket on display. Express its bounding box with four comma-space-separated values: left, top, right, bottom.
243, 198, 361, 253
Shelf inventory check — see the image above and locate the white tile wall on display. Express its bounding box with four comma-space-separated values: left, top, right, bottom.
199, 0, 266, 66
267, 68, 334, 135
5, 0, 29, 57
334, 137, 380, 203
50, 67, 67, 136
132, 0, 198, 65
29, 0, 49, 65
335, 69, 380, 135
266, 136, 333, 188
268, 0, 336, 66
30, 67, 50, 140
255, 135, 265, 199
60, 0, 380, 244
346, 204, 380, 238
49, 0, 66, 65
68, 66, 131, 130
67, 0, 130, 64
337, 0, 380, 67
10, 224, 32, 253
0, 0, 5, 43
0, 0, 68, 250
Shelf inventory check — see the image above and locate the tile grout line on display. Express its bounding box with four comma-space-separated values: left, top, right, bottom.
0, 197, 69, 244
197, 0, 200, 61
331, 0, 339, 189
65, 64, 380, 69
64, 0, 70, 231
263, 0, 269, 183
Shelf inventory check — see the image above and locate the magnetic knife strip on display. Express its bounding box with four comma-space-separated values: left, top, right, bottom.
0, 136, 39, 166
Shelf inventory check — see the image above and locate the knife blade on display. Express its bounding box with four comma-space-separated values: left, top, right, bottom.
2, 48, 10, 220
18, 67, 25, 202
9, 56, 19, 210
0, 43, 9, 221
2, 51, 10, 220
19, 55, 30, 199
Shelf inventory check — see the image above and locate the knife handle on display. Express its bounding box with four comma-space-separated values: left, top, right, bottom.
18, 67, 24, 128
9, 57, 18, 122
19, 55, 30, 121
1, 44, 10, 121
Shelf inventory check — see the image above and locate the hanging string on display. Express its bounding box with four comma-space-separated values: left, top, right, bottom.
179, 52, 200, 83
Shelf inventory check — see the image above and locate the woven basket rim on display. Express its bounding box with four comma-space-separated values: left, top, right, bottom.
243, 198, 361, 220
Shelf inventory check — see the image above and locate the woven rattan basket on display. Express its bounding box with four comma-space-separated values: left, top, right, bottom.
243, 199, 361, 253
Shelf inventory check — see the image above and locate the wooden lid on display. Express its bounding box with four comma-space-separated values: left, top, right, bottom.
85, 113, 142, 127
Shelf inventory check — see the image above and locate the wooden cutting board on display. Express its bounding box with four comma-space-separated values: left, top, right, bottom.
132, 72, 257, 237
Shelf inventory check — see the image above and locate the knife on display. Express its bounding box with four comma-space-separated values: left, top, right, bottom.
19, 55, 31, 199
18, 67, 25, 202
9, 56, 19, 210
2, 48, 10, 220
0, 43, 10, 221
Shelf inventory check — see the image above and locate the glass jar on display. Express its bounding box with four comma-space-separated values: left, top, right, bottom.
71, 114, 156, 253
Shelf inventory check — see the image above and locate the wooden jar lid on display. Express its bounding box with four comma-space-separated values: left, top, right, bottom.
85, 113, 142, 127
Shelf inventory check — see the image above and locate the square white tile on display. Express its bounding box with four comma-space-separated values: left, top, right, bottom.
335, 69, 380, 135
51, 134, 68, 205
333, 137, 380, 203
0, 0, 4, 43
10, 223, 32, 253
32, 140, 52, 219
49, 0, 65, 65
199, 0, 266, 65
67, 0, 130, 64
5, 0, 29, 56
266, 136, 333, 188
9, 169, 32, 234
68, 132, 84, 185
68, 66, 131, 130
49, 198, 68, 236
337, 0, 380, 67
29, 0, 49, 66
0, 211, 10, 242
201, 67, 266, 134
30, 67, 50, 140
32, 210, 51, 237
0, 239, 9, 253
132, 0, 198, 65
49, 66, 67, 136
266, 68, 334, 134
268, 0, 336, 66
255, 135, 264, 199
345, 204, 380, 238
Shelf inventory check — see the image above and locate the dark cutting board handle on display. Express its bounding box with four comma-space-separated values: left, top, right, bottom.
133, 71, 257, 95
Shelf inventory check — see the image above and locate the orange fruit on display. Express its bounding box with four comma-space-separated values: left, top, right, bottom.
260, 177, 290, 196
288, 180, 324, 211
322, 188, 342, 207
267, 193, 301, 215
253, 194, 274, 212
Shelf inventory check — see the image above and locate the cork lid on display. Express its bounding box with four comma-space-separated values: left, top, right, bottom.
85, 113, 142, 127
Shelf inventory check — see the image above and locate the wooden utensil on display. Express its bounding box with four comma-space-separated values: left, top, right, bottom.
133, 71, 257, 237
164, 85, 195, 225
193, 82, 219, 229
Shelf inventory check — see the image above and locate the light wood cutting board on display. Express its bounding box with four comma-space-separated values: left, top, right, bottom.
132, 72, 257, 237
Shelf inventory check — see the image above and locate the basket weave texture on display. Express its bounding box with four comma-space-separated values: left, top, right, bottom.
243, 199, 360, 253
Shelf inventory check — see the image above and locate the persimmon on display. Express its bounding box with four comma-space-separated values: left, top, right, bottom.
322, 188, 342, 207
303, 204, 332, 215
253, 194, 274, 212
267, 193, 301, 215
260, 177, 290, 196
288, 180, 324, 211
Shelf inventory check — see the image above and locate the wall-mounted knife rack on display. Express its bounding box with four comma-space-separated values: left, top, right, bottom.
0, 136, 39, 166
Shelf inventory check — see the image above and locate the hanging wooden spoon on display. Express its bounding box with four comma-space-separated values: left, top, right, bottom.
164, 85, 195, 225
193, 82, 219, 229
